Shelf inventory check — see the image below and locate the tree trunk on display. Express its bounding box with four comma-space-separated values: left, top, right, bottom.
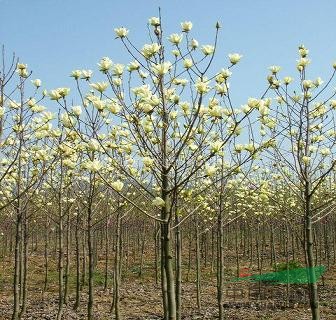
74, 212, 81, 310
162, 221, 176, 320
111, 210, 121, 320
64, 211, 71, 305
175, 210, 182, 320
87, 206, 94, 320
217, 205, 224, 319
305, 194, 320, 320
11, 212, 22, 320
43, 221, 49, 296
104, 215, 109, 291
19, 213, 28, 318
56, 216, 64, 320
195, 217, 201, 311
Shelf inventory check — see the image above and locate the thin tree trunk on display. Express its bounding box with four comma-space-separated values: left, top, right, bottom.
64, 211, 71, 305
56, 215, 64, 320
305, 193, 320, 320
235, 220, 240, 278
161, 227, 168, 320
74, 212, 81, 311
195, 217, 201, 311
43, 220, 49, 296
104, 215, 109, 291
81, 233, 86, 289
11, 212, 22, 320
286, 222, 290, 308
139, 221, 145, 278
154, 222, 159, 286
175, 208, 182, 320
162, 221, 176, 320
87, 205, 94, 320
19, 213, 28, 318
111, 210, 121, 320
217, 175, 225, 320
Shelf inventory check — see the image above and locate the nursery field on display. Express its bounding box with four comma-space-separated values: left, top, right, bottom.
1, 217, 336, 319
1, 8, 336, 320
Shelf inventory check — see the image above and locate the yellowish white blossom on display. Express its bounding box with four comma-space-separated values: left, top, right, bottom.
228, 53, 242, 64
98, 57, 113, 72
201, 45, 215, 55
181, 21, 193, 32
152, 197, 165, 207
168, 33, 183, 45
114, 27, 129, 38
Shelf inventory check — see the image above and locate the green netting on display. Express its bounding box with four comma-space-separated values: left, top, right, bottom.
231, 265, 326, 284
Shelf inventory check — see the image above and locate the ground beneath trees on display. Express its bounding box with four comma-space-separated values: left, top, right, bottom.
1, 257, 336, 319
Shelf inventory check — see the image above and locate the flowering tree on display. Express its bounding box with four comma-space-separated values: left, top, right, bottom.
265, 45, 336, 320
59, 14, 271, 319
0, 52, 58, 320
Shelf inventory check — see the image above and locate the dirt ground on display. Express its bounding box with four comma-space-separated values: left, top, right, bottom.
1, 258, 336, 319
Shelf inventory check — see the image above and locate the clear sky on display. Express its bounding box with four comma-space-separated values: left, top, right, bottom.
1, 0, 336, 106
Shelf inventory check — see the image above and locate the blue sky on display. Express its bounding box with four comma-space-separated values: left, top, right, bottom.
1, 0, 336, 105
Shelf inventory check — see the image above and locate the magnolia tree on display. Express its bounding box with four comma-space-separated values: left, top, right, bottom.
264, 45, 336, 320
45, 143, 76, 320
46, 15, 275, 320
0, 53, 58, 320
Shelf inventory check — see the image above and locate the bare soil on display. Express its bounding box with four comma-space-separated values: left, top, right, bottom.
0, 257, 336, 319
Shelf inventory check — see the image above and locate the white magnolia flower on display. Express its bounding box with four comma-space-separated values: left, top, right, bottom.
83, 160, 102, 172
142, 43, 161, 59
205, 164, 217, 176
90, 82, 109, 93
234, 144, 244, 153
81, 70, 93, 80
127, 61, 140, 72
299, 46, 309, 57
269, 66, 281, 74
302, 156, 310, 165
297, 58, 311, 70
211, 140, 223, 153
302, 80, 314, 89
258, 100, 269, 116
114, 27, 129, 38
98, 57, 113, 72
190, 39, 198, 49
195, 78, 210, 94
152, 62, 172, 75
320, 148, 331, 156
152, 197, 165, 207
143, 157, 154, 168
112, 64, 125, 76
49, 90, 62, 101
72, 105, 82, 116
70, 70, 82, 79
183, 59, 193, 69
314, 77, 323, 87
283, 76, 293, 85
92, 100, 105, 111
111, 180, 124, 192
60, 113, 76, 128
17, 63, 27, 70
168, 33, 183, 45
201, 45, 215, 55
31, 79, 42, 88
181, 21, 193, 32
149, 17, 160, 26
70, 70, 82, 80
87, 139, 100, 152
228, 53, 242, 64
